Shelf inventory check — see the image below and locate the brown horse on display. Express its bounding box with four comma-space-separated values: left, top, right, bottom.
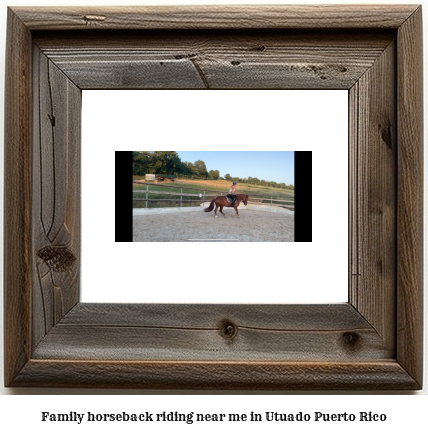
204, 194, 248, 218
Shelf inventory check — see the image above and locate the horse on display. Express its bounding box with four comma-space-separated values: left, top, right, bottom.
204, 194, 248, 218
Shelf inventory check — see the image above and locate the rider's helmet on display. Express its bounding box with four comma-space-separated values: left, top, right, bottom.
233, 182, 237, 185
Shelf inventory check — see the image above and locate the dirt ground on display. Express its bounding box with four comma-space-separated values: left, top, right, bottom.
133, 209, 294, 242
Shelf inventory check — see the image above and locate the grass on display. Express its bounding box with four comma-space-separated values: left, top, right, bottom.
133, 177, 294, 208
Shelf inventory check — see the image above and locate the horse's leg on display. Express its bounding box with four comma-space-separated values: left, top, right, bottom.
234, 204, 240, 218
219, 205, 226, 218
214, 203, 219, 218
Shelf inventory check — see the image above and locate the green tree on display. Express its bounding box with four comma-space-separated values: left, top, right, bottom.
178, 161, 192, 176
133, 151, 189, 177
208, 169, 220, 180
194, 160, 208, 178
224, 173, 232, 181
185, 161, 196, 175
133, 151, 153, 176
151, 151, 181, 174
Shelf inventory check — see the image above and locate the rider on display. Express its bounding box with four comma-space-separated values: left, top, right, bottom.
227, 182, 237, 205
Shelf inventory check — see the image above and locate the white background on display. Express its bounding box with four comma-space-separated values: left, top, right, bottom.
0, 0, 426, 429
82, 90, 348, 303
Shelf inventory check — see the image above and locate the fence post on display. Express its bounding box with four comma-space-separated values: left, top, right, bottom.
146, 184, 148, 209
203, 191, 205, 207
180, 188, 183, 208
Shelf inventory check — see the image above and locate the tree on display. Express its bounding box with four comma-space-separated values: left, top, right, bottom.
178, 161, 192, 176
132, 151, 182, 176
208, 169, 220, 180
194, 160, 208, 178
133, 151, 153, 176
185, 161, 196, 176
151, 151, 181, 174
132, 152, 295, 187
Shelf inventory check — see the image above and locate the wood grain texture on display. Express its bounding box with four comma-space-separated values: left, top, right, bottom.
31, 46, 82, 350
33, 304, 391, 362
11, 5, 419, 30
12, 360, 419, 390
396, 6, 423, 387
61, 303, 373, 330
35, 31, 393, 90
349, 40, 396, 353
4, 6, 423, 389
3, 8, 32, 387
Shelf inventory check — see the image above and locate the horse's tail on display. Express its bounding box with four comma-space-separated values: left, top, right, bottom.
204, 198, 216, 212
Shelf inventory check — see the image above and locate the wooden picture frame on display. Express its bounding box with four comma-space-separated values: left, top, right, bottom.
4, 5, 423, 389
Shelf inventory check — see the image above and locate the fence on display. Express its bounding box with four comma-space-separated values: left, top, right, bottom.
133, 181, 294, 211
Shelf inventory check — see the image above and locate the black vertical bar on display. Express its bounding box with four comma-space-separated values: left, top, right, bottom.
294, 151, 312, 242
115, 151, 133, 242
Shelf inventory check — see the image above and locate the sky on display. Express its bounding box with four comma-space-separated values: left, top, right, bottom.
176, 151, 294, 185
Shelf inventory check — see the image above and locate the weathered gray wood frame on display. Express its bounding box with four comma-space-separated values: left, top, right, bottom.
4, 5, 423, 389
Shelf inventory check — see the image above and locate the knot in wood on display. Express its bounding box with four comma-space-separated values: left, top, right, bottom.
378, 122, 393, 149
341, 332, 361, 350
219, 320, 238, 340
37, 245, 76, 272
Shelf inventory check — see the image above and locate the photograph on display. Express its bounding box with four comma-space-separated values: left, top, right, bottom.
132, 151, 295, 242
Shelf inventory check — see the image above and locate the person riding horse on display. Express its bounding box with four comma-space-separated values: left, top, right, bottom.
205, 190, 248, 218
227, 182, 237, 205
